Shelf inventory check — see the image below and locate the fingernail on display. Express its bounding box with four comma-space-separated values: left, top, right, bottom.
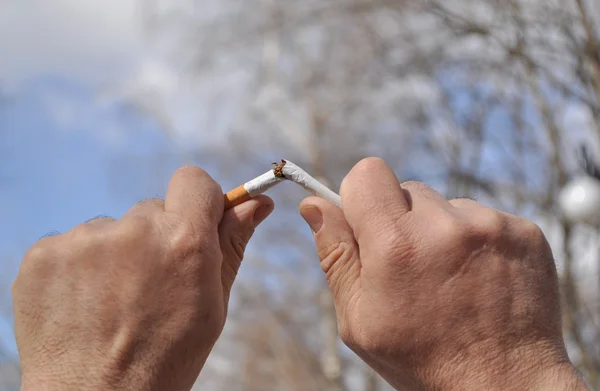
301, 206, 323, 234
253, 203, 274, 227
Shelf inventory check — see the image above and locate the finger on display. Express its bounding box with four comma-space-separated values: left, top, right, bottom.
401, 181, 449, 210
449, 197, 495, 220
448, 197, 480, 209
448, 197, 510, 238
122, 198, 165, 219
165, 166, 223, 231
219, 195, 274, 301
397, 181, 456, 231
340, 158, 409, 251
300, 196, 361, 325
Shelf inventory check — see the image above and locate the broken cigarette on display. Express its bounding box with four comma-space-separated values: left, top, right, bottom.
223, 160, 341, 209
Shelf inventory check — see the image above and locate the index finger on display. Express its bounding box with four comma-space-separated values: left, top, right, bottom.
165, 166, 224, 230
340, 158, 410, 252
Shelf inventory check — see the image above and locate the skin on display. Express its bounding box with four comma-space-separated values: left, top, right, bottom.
13, 167, 275, 391
299, 158, 588, 390
13, 159, 589, 390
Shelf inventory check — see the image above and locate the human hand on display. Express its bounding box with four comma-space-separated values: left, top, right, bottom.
12, 167, 274, 391
300, 158, 587, 391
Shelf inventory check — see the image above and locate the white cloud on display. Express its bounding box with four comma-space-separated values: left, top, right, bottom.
112, 58, 179, 132
0, 0, 216, 145
0, 0, 145, 87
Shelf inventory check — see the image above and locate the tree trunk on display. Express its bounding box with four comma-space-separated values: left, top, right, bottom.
320, 287, 344, 391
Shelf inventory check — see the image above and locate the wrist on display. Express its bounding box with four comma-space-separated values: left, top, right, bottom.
528, 362, 589, 391
20, 347, 213, 391
438, 356, 588, 391
389, 340, 590, 391
20, 365, 113, 391
21, 378, 107, 391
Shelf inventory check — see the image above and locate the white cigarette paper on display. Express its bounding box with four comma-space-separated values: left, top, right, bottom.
245, 170, 285, 197
226, 159, 341, 208
282, 161, 342, 208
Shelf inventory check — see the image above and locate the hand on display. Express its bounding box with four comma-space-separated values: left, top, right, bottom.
300, 158, 587, 391
12, 167, 274, 391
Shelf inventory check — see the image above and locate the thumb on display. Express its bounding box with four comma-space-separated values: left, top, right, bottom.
300, 197, 361, 321
219, 195, 274, 299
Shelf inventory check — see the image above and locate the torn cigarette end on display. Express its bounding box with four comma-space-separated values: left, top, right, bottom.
273, 159, 287, 178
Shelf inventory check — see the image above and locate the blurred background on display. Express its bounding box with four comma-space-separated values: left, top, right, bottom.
2, 0, 600, 389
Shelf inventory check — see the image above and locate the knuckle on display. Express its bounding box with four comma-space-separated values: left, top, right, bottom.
69, 222, 96, 238
23, 238, 56, 264
18, 238, 61, 287
400, 180, 425, 192
63, 225, 107, 262
435, 210, 507, 248
401, 180, 436, 196
168, 222, 211, 259
459, 212, 504, 246
171, 226, 198, 252
137, 198, 165, 209
519, 218, 544, 239
432, 216, 465, 244
513, 217, 550, 253
401, 180, 443, 203
115, 216, 155, 244
352, 157, 388, 174
477, 210, 505, 238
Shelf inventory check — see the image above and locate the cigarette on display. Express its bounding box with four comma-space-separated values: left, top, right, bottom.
223, 160, 342, 209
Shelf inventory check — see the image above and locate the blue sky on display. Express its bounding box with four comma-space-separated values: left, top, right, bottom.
0, 0, 268, 358
1, 0, 598, 372
0, 0, 153, 363
0, 75, 186, 356
0, 76, 181, 252
0, 72, 307, 358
